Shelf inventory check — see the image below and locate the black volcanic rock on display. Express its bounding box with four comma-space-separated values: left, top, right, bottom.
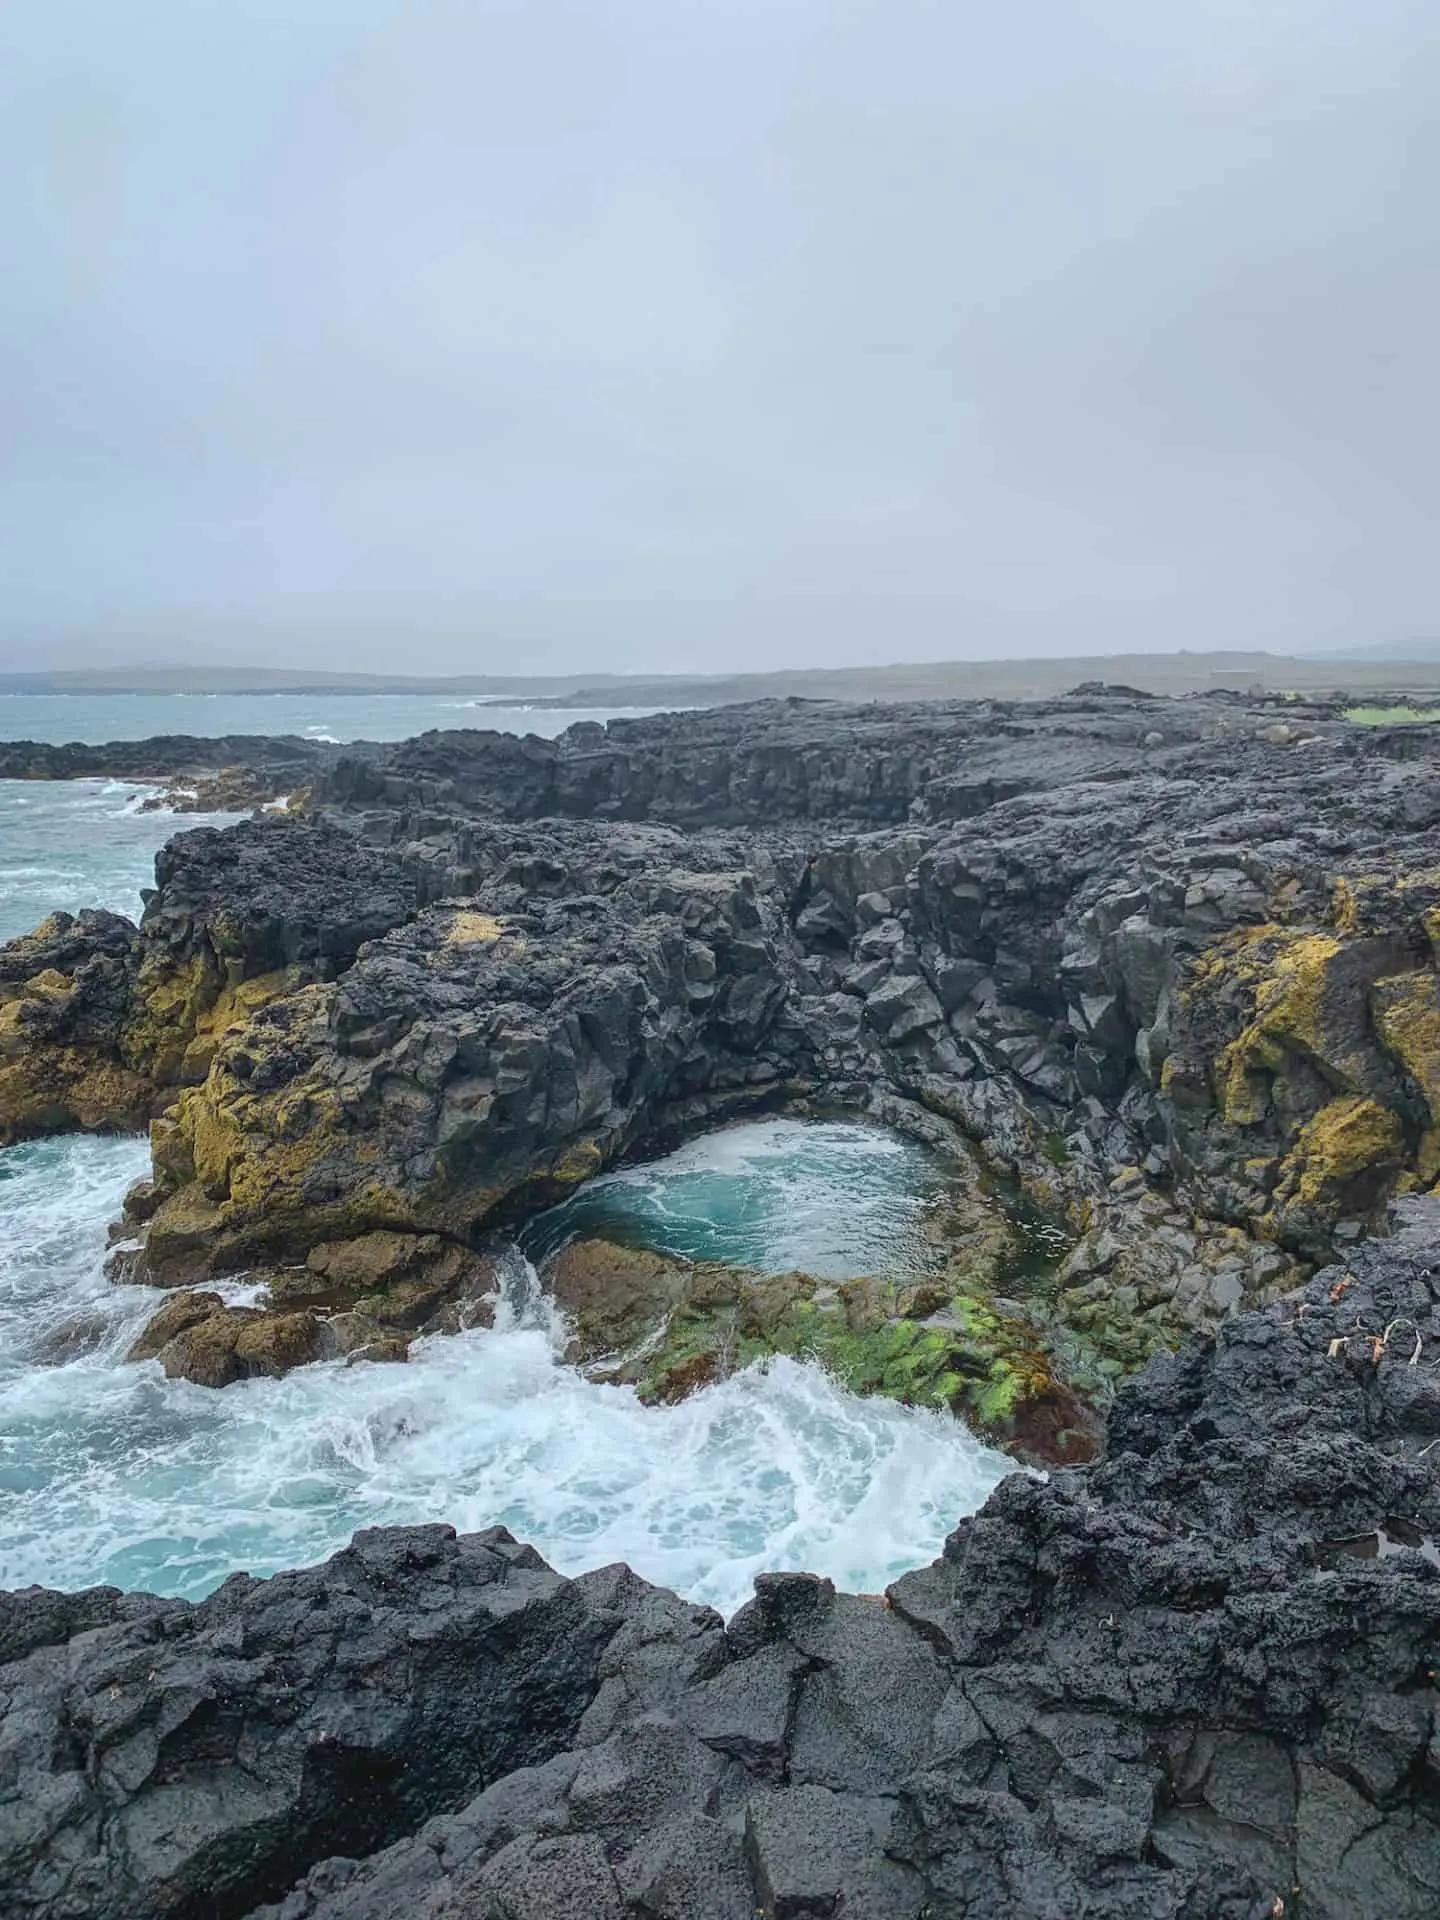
13, 688, 1440, 1413
0, 737, 343, 791
143, 816, 426, 977
7, 1207, 1440, 1918
0, 1526, 722, 1920
11, 693, 1440, 1912
309, 694, 1260, 827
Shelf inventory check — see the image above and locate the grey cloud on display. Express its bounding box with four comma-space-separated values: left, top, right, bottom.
2, 0, 1437, 673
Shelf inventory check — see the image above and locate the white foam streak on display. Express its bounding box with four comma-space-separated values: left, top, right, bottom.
0, 1134, 1012, 1612
0, 779, 243, 942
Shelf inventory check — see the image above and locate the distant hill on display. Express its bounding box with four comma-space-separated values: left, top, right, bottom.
0, 665, 629, 696
7, 650, 1440, 705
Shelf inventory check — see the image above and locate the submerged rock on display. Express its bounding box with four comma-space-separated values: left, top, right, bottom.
8, 1205, 1440, 1918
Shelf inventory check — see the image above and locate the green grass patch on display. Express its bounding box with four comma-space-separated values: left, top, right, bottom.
1345, 705, 1440, 727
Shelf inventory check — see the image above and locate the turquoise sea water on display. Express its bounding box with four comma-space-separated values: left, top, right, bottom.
0, 780, 240, 944
0, 712, 1012, 1613
525, 1118, 948, 1278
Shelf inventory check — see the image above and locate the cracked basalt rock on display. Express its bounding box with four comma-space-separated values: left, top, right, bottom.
8, 1204, 1440, 1917
8, 691, 1440, 1416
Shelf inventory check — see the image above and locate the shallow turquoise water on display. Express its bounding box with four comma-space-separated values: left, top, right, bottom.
0, 1128, 1010, 1612
525, 1117, 949, 1278
0, 723, 1013, 1613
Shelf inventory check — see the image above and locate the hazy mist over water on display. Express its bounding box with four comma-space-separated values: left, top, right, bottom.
0, 693, 660, 745
4, 2, 1439, 675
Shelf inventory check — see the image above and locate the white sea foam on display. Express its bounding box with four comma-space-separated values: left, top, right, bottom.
0, 753, 1014, 1615
0, 1131, 1013, 1612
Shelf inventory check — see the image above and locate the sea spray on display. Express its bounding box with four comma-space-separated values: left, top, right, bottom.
0, 1129, 1012, 1613
0, 779, 240, 942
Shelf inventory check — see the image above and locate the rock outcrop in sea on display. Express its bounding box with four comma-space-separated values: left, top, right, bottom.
5, 690, 1439, 1445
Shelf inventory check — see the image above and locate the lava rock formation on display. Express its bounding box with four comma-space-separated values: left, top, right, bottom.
5, 1208, 1440, 1917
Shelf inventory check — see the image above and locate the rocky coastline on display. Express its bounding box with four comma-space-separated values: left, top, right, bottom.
6, 687, 1440, 1912
0, 732, 348, 813
5, 1210, 1440, 1917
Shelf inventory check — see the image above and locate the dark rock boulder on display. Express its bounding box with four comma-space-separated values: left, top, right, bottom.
0, 732, 343, 790
0, 909, 151, 1139
0, 821, 430, 1141
12, 1210, 1440, 1917
125, 1234, 502, 1385
129, 873, 815, 1281
0, 1526, 723, 1920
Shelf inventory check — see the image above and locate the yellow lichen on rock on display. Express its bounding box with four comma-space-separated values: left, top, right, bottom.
179, 969, 296, 1081
122, 954, 297, 1084
0, 959, 157, 1139
1243, 933, 1345, 1056
445, 911, 504, 946
1284, 1095, 1405, 1208
1371, 969, 1440, 1179
1328, 867, 1440, 941
1213, 931, 1346, 1124
549, 1137, 605, 1185
9, 968, 72, 1002
1174, 921, 1281, 1012
121, 951, 222, 1081
0, 1052, 152, 1139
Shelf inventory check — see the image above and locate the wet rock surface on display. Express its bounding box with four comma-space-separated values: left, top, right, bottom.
9, 689, 1440, 1416
0, 731, 344, 806
539, 1219, 1099, 1466
7, 1207, 1440, 1917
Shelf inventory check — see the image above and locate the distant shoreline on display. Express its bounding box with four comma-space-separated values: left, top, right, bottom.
6, 648, 1440, 706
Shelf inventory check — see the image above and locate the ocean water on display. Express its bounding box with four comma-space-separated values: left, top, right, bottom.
0, 754, 1014, 1614
0, 1129, 1010, 1612
0, 691, 660, 746
524, 1118, 948, 1277
0, 780, 241, 944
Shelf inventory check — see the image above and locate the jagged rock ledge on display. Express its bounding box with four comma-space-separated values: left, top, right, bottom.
5, 1207, 1440, 1918
9, 689, 1440, 1456
0, 732, 350, 811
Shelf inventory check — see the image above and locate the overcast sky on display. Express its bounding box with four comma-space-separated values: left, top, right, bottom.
3, 0, 1437, 675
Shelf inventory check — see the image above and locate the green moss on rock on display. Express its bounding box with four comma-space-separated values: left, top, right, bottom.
551, 1233, 1098, 1467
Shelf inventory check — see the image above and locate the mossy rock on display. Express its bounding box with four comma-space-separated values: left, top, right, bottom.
146, 1304, 327, 1389
1270, 1095, 1407, 1236
544, 1238, 701, 1361
593, 1251, 1099, 1468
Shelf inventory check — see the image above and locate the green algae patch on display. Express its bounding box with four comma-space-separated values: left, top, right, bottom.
1041, 1131, 1071, 1168
1345, 706, 1440, 727
555, 1240, 1099, 1467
